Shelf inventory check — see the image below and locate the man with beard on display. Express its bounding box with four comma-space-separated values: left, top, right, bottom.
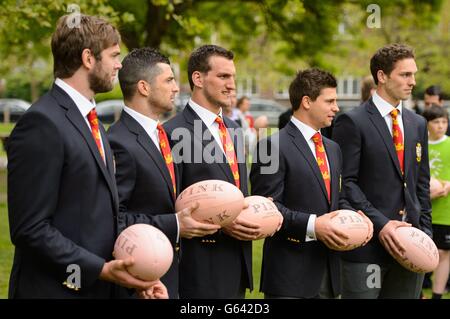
7, 14, 165, 298
164, 45, 260, 298
108, 48, 220, 298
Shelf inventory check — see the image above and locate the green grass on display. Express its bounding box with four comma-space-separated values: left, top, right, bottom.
0, 169, 13, 298
0, 123, 15, 135
246, 240, 264, 299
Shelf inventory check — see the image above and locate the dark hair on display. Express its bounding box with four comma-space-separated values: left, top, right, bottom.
118, 47, 170, 101
51, 14, 120, 79
289, 68, 337, 112
370, 44, 415, 85
422, 104, 448, 122
425, 85, 443, 100
236, 96, 249, 109
187, 45, 234, 90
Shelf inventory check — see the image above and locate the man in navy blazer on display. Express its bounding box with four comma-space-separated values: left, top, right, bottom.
332, 44, 431, 298
7, 15, 163, 298
164, 45, 260, 298
108, 48, 220, 298
250, 68, 372, 299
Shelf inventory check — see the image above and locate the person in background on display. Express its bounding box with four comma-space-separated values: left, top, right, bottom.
422, 105, 450, 299
361, 75, 377, 103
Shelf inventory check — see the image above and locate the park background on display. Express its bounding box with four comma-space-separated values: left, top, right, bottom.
0, 0, 450, 298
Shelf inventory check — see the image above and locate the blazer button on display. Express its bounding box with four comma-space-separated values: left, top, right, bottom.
404, 182, 407, 188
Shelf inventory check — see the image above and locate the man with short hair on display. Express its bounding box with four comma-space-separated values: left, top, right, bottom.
332, 43, 432, 299
7, 15, 164, 298
424, 85, 444, 109
251, 68, 371, 299
108, 48, 220, 298
164, 44, 258, 298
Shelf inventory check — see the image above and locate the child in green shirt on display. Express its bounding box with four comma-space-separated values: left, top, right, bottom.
423, 105, 450, 299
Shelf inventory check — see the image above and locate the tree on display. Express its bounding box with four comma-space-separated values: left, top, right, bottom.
0, 0, 446, 100
0, 0, 116, 101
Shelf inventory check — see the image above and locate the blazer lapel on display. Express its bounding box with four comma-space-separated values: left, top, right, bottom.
121, 112, 175, 201
183, 105, 235, 184
99, 124, 119, 209
323, 138, 338, 207
287, 122, 329, 203
365, 100, 403, 178
402, 109, 417, 178
52, 85, 118, 205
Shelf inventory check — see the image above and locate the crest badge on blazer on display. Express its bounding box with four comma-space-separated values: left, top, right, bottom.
416, 143, 422, 163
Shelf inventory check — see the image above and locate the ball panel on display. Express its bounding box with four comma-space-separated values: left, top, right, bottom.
175, 179, 245, 226
114, 224, 173, 281
393, 227, 439, 273
331, 210, 370, 251
239, 196, 282, 238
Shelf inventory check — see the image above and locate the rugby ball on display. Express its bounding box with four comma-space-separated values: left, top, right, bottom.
330, 209, 371, 251
239, 196, 282, 238
175, 179, 244, 226
114, 224, 173, 281
393, 226, 439, 273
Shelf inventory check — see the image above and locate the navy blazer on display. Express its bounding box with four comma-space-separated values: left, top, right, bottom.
107, 111, 180, 298
7, 85, 119, 298
250, 121, 351, 298
164, 104, 252, 298
332, 98, 432, 264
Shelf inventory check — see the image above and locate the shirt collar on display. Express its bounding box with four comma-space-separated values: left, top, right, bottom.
123, 105, 159, 135
429, 135, 447, 145
189, 98, 223, 128
55, 78, 96, 117
290, 116, 320, 142
372, 91, 403, 118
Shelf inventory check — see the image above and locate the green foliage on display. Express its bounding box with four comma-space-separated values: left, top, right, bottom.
0, 0, 448, 100
95, 83, 123, 102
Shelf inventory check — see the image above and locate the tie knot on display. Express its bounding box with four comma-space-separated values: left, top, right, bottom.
390, 108, 399, 119
88, 108, 98, 119
157, 123, 163, 131
312, 132, 322, 145
216, 116, 225, 124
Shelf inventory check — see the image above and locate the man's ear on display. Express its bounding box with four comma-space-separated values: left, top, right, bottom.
191, 71, 203, 89
137, 80, 150, 97
377, 70, 387, 84
301, 96, 311, 111
81, 48, 95, 70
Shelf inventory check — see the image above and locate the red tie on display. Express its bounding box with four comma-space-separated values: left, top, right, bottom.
312, 132, 330, 202
87, 108, 105, 162
157, 123, 176, 198
215, 116, 240, 189
390, 109, 404, 174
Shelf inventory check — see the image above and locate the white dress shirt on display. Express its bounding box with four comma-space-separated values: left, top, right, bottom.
372, 91, 404, 142
123, 105, 160, 151
55, 78, 106, 162
290, 116, 332, 242
189, 98, 225, 154
123, 105, 180, 242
